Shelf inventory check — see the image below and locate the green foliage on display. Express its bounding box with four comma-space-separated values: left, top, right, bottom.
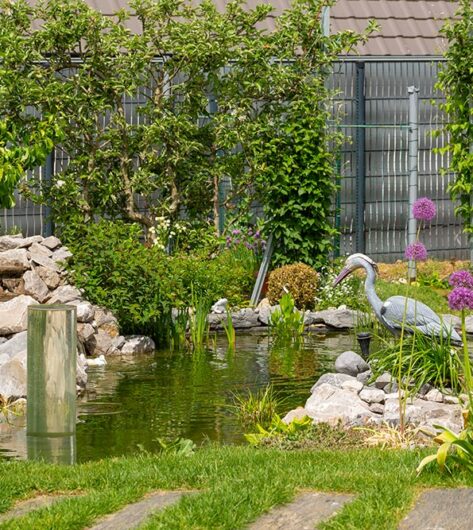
231, 385, 284, 428
222, 310, 236, 350
436, 0, 473, 232
267, 262, 318, 309
417, 420, 473, 475
369, 330, 460, 395
66, 220, 254, 345
269, 292, 305, 343
244, 413, 312, 446
417, 271, 449, 290
2, 0, 374, 261
188, 291, 211, 352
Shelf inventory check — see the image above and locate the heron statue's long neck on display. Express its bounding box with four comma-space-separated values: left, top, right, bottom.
362, 262, 383, 316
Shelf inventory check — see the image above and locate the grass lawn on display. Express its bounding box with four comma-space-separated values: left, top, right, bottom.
1, 446, 472, 529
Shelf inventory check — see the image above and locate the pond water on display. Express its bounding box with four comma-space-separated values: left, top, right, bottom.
0, 331, 354, 463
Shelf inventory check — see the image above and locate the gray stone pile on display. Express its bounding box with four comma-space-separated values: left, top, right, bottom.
0, 234, 155, 401
283, 350, 464, 434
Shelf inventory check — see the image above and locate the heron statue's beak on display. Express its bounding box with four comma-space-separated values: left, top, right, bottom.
333, 266, 353, 286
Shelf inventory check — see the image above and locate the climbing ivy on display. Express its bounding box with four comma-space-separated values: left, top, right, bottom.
436, 0, 473, 232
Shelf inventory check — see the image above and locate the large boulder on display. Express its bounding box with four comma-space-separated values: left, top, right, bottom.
47, 285, 81, 304
305, 308, 359, 329
0, 249, 30, 275
310, 372, 357, 392
0, 358, 27, 399
0, 331, 27, 359
0, 295, 36, 335
121, 335, 155, 354
304, 383, 375, 426
23, 270, 50, 303
335, 351, 369, 376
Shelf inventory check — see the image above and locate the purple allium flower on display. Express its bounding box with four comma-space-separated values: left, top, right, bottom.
404, 242, 428, 261
448, 287, 473, 311
234, 239, 240, 245
254, 231, 260, 239
449, 270, 473, 289
412, 197, 436, 222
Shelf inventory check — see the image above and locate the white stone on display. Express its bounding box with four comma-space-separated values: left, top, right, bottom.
304, 308, 359, 329
120, 335, 155, 354
0, 353, 10, 366
425, 389, 444, 403
36, 267, 61, 289
335, 350, 369, 376
52, 247, 73, 263
0, 236, 23, 251
77, 323, 96, 343
341, 379, 364, 393
359, 387, 386, 404
0, 331, 27, 358
0, 295, 36, 335
86, 329, 114, 355
29, 242, 52, 257
304, 383, 374, 427
0, 358, 26, 399
112, 335, 126, 350
0, 249, 30, 274
368, 403, 384, 415
444, 395, 460, 405
282, 407, 310, 424
310, 373, 356, 392
47, 285, 81, 304
70, 301, 95, 323
30, 253, 61, 272
41, 236, 61, 250
23, 270, 50, 303
258, 305, 279, 326
17, 235, 43, 248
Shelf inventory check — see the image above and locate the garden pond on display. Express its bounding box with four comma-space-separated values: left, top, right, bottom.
0, 332, 355, 462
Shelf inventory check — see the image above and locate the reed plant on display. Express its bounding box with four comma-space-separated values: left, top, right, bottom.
231, 384, 286, 428
269, 292, 305, 344
189, 289, 211, 352
222, 310, 236, 351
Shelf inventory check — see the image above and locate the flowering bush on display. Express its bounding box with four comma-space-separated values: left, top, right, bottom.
225, 226, 266, 254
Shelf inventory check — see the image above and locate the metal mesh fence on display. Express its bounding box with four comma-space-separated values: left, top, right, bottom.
1, 58, 469, 263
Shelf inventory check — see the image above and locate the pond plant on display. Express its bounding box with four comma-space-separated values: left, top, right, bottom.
231, 384, 284, 429
269, 292, 305, 344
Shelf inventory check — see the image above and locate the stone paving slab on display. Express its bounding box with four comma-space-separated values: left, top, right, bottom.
399, 488, 473, 530
248, 491, 355, 530
0, 494, 74, 524
89, 490, 195, 530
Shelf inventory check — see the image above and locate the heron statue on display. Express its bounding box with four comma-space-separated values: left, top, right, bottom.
333, 253, 462, 344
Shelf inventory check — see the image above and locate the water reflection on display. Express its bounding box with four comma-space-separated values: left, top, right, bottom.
0, 331, 354, 463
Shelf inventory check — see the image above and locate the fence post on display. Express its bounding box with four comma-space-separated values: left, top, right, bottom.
408, 86, 419, 282
27, 305, 77, 464
43, 150, 54, 237
355, 62, 366, 253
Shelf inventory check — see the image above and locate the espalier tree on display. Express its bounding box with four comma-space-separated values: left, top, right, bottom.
436, 0, 473, 233
1, 0, 374, 266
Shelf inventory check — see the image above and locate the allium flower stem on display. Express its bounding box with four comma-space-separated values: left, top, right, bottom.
461, 310, 473, 418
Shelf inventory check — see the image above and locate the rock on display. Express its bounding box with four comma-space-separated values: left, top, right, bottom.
425, 389, 444, 403
0, 236, 23, 251
374, 372, 394, 390
368, 403, 384, 415
258, 305, 279, 326
356, 370, 372, 385
29, 253, 61, 272
384, 391, 406, 400
76, 356, 88, 390
444, 395, 460, 405
0, 353, 10, 366
334, 351, 369, 377
232, 308, 260, 329
341, 379, 364, 393
418, 383, 433, 396
0, 358, 26, 399
86, 329, 114, 355
36, 267, 61, 290
282, 407, 310, 424
70, 301, 95, 323
77, 323, 96, 343
47, 285, 81, 304
304, 383, 374, 426
310, 373, 357, 392
23, 270, 50, 303
29, 242, 52, 257
465, 316, 473, 334
359, 388, 385, 404
41, 236, 61, 250
305, 308, 359, 329
0, 331, 27, 358
208, 313, 226, 330
256, 298, 271, 310
411, 398, 463, 432
17, 235, 43, 248
52, 247, 73, 263
98, 321, 120, 338
111, 335, 126, 350
120, 335, 155, 354
2, 277, 25, 294
211, 298, 228, 314
0, 249, 30, 275
0, 295, 36, 335
94, 307, 118, 328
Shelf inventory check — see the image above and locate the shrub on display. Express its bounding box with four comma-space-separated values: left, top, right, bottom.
267, 263, 318, 309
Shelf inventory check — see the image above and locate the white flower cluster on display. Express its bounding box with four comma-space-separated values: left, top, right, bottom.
148, 216, 187, 249
315, 270, 360, 309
